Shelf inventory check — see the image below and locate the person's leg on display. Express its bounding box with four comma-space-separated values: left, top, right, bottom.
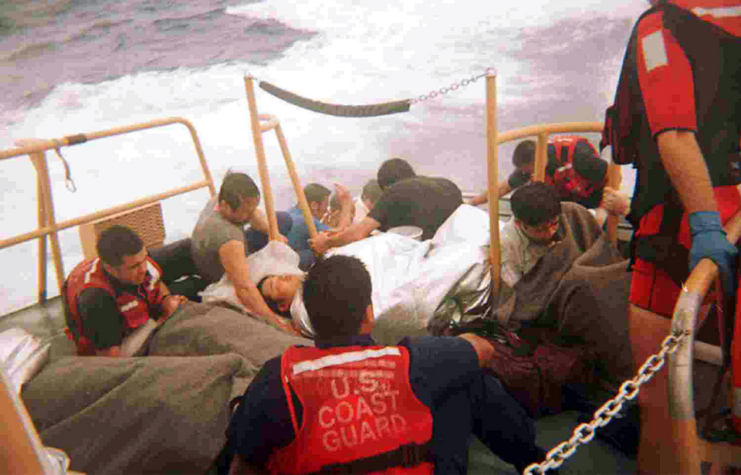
244, 211, 293, 253
469, 373, 543, 473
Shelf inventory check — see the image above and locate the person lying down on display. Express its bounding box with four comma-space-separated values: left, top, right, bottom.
199, 204, 496, 340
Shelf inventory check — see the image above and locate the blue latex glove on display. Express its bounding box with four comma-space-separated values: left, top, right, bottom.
688, 211, 738, 296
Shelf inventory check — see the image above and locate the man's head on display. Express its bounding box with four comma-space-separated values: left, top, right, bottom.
361, 179, 383, 210
257, 274, 304, 317
97, 225, 148, 286
377, 158, 416, 190
218, 171, 261, 226
302, 255, 373, 339
512, 140, 536, 175
572, 141, 608, 184
304, 183, 332, 220
511, 182, 562, 245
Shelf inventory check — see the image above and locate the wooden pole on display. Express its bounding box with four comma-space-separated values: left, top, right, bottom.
274, 123, 318, 238
244, 76, 279, 241
486, 71, 500, 295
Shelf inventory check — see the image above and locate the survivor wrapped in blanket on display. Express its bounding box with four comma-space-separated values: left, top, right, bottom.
462, 202, 632, 414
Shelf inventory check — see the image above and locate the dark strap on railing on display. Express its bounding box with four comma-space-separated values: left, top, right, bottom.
258, 81, 411, 117
309, 441, 434, 475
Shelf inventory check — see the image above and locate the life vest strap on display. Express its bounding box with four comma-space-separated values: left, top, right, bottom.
308, 441, 434, 475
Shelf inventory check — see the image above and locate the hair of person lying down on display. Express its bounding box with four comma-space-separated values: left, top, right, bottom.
302, 255, 372, 339
256, 275, 292, 320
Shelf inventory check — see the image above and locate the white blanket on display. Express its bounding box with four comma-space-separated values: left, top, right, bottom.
199, 205, 501, 340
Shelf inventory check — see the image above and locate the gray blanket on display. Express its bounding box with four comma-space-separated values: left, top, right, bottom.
22, 353, 244, 475
490, 202, 633, 380
20, 302, 312, 475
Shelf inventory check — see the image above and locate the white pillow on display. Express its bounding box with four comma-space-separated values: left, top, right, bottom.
0, 328, 51, 394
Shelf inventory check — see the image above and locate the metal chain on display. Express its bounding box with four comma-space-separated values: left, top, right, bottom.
410, 71, 490, 104
247, 69, 493, 105
523, 328, 689, 475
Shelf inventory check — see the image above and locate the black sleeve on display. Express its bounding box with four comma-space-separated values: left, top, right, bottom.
227, 357, 295, 469
367, 189, 395, 229
400, 335, 480, 408
76, 288, 124, 349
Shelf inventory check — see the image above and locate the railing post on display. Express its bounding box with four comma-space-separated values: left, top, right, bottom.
485, 70, 500, 294
274, 123, 318, 238
244, 76, 279, 241
22, 141, 65, 299
533, 132, 549, 183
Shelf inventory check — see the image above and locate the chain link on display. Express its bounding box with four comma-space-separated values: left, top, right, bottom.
410, 71, 489, 104
247, 70, 493, 105
523, 330, 688, 475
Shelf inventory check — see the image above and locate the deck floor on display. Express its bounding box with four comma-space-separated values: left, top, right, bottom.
3, 297, 730, 474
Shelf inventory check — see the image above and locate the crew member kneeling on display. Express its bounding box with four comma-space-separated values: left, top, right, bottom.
223, 254, 545, 475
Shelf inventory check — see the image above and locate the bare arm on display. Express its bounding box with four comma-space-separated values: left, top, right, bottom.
466, 180, 511, 206
656, 130, 717, 214
310, 216, 380, 254
457, 333, 495, 367
219, 240, 296, 332
333, 184, 354, 230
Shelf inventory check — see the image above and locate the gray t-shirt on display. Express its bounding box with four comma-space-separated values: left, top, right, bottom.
191, 197, 246, 284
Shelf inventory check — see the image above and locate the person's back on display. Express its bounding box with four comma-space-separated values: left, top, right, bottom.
370, 172, 463, 240
545, 135, 607, 209
223, 255, 544, 475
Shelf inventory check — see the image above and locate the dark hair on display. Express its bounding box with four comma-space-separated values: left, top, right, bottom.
512, 140, 536, 168
218, 171, 260, 211
257, 275, 292, 319
572, 140, 608, 183
304, 183, 332, 204
361, 179, 383, 204
510, 182, 561, 226
96, 225, 144, 267
377, 158, 415, 190
302, 255, 372, 338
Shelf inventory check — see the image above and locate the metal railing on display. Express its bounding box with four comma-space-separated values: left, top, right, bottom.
0, 117, 216, 304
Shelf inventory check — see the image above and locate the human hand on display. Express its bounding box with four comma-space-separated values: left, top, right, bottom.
161, 294, 188, 323
689, 211, 738, 296
309, 231, 330, 255
508, 169, 531, 189
334, 183, 352, 204
601, 187, 630, 216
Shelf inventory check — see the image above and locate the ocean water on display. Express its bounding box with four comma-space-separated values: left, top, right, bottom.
0, 0, 647, 313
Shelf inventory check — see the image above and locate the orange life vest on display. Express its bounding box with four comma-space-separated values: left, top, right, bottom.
267, 345, 434, 475
63, 257, 164, 355
545, 135, 606, 203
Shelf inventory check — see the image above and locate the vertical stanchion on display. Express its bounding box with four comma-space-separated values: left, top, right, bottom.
35, 167, 48, 302
534, 132, 549, 183
244, 75, 279, 241
606, 162, 622, 245
274, 124, 318, 238
22, 144, 65, 297
486, 71, 500, 294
